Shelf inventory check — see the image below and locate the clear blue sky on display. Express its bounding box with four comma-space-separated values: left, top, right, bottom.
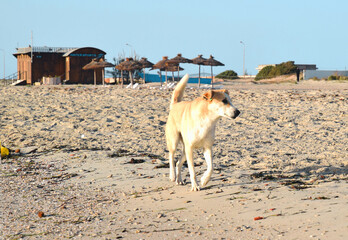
1, 0, 348, 77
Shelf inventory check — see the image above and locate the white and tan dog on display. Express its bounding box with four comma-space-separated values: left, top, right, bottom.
166, 74, 240, 191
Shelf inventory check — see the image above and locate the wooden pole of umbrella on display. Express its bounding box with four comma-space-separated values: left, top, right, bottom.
138, 57, 154, 84
191, 54, 207, 89
167, 53, 193, 82
202, 55, 224, 89
152, 56, 170, 87
115, 58, 142, 88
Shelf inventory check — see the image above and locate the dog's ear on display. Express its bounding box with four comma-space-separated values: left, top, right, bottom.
202, 90, 214, 101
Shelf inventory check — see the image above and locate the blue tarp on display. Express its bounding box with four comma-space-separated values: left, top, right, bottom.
139, 73, 212, 84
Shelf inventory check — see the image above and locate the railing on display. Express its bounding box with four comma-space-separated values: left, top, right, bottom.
0, 72, 18, 86
15, 46, 77, 54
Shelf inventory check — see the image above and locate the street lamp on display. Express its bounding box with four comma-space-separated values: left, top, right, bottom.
0, 49, 5, 80
240, 41, 245, 77
125, 43, 133, 58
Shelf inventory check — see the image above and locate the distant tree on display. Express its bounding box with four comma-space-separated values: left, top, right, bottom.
255, 61, 297, 80
255, 65, 274, 80
106, 50, 141, 84
216, 70, 239, 80
106, 57, 125, 84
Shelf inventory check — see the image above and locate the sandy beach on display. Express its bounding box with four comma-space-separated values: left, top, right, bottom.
1, 80, 347, 239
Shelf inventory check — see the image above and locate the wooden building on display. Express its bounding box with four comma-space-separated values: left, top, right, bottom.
13, 46, 106, 84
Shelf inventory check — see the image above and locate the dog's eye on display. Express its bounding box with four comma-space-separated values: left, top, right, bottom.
222, 98, 228, 104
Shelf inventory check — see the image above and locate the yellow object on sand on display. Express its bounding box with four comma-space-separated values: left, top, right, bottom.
1, 141, 10, 158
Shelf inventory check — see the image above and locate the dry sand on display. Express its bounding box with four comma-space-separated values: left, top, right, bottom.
0, 80, 347, 239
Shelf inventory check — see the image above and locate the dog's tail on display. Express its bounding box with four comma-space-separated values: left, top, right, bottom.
170, 74, 189, 109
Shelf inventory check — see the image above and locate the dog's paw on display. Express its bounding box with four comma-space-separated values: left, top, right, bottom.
190, 184, 200, 192
169, 175, 176, 182
200, 176, 209, 187
176, 177, 184, 185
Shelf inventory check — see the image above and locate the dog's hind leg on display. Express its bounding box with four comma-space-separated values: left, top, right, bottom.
185, 146, 200, 191
201, 147, 213, 187
175, 148, 186, 185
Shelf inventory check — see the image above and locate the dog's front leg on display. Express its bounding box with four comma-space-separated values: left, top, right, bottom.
169, 151, 176, 182
201, 147, 213, 187
186, 146, 200, 191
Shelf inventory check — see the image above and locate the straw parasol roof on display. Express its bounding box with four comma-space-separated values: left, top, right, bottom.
83, 58, 115, 85
167, 53, 193, 81
203, 55, 225, 88
161, 65, 184, 72
191, 54, 207, 88
82, 58, 99, 70
152, 56, 169, 70
203, 55, 224, 67
116, 58, 142, 71
167, 53, 193, 64
151, 56, 173, 86
83, 58, 114, 70
115, 58, 142, 87
138, 58, 154, 83
138, 57, 154, 69
191, 54, 207, 65
164, 65, 184, 83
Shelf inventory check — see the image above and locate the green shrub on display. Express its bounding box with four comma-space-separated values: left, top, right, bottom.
327, 75, 338, 80
255, 65, 274, 80
255, 61, 297, 80
327, 75, 348, 81
216, 70, 238, 80
312, 76, 319, 80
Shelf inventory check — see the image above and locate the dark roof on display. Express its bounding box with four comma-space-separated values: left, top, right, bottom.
63, 47, 106, 57
13, 46, 106, 57
14, 46, 77, 55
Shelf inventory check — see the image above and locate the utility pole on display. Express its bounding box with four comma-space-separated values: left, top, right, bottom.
240, 41, 245, 77
31, 31, 33, 63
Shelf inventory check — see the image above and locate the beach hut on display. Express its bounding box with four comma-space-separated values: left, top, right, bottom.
13, 46, 106, 85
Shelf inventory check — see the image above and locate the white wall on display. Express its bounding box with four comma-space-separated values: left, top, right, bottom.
304, 70, 348, 80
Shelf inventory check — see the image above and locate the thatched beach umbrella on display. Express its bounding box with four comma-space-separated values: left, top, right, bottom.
138, 57, 154, 83
83, 58, 114, 85
152, 56, 170, 86
167, 53, 193, 81
203, 55, 224, 88
115, 58, 142, 87
191, 54, 207, 88
160, 65, 184, 82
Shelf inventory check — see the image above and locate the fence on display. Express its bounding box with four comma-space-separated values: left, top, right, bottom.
304, 70, 348, 80
140, 73, 212, 84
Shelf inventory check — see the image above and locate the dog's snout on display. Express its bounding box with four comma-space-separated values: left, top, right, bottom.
233, 109, 240, 118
